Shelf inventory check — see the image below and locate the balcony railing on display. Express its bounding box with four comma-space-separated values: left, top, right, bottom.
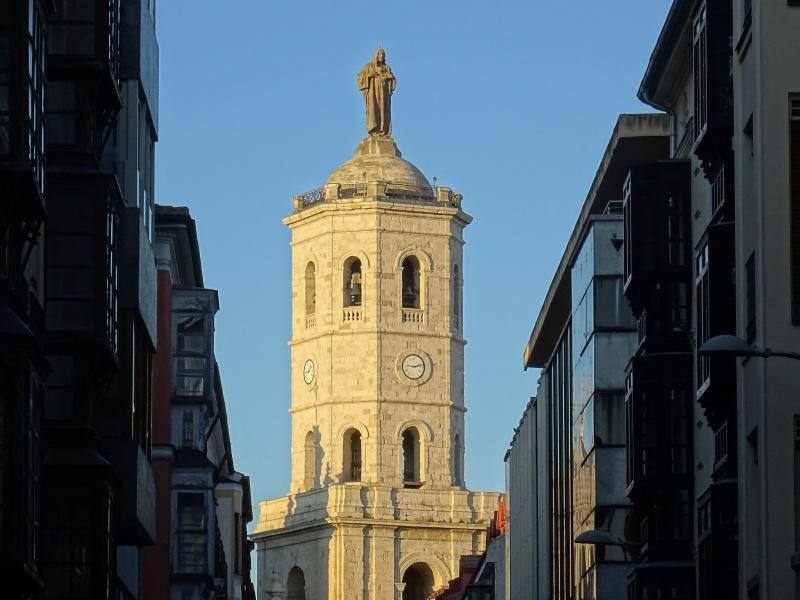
293, 182, 463, 212
401, 308, 424, 324
714, 421, 729, 470
300, 187, 325, 207
342, 307, 362, 323
385, 182, 435, 200
711, 165, 726, 215
305, 313, 316, 329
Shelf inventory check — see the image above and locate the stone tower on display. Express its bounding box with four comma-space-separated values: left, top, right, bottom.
252, 52, 499, 600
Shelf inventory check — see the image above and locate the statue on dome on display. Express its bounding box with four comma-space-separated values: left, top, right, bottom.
357, 48, 396, 137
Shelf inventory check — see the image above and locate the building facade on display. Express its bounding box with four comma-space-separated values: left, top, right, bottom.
2, 1, 160, 597
512, 2, 800, 599
252, 55, 499, 600
731, 0, 800, 597
0, 2, 49, 597
146, 205, 255, 600
519, 114, 671, 600
505, 398, 549, 600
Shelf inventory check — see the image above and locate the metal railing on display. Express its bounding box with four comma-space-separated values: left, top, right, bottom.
385, 182, 436, 200
295, 180, 458, 211
301, 187, 325, 207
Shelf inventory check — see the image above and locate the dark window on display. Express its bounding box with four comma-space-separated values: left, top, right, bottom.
176, 493, 206, 574
746, 252, 756, 341
712, 164, 727, 215
791, 98, 800, 322
697, 243, 711, 389
46, 79, 78, 146
594, 277, 635, 329
181, 410, 193, 448
105, 200, 119, 353
45, 355, 75, 421
402, 256, 421, 309
0, 1, 45, 187
175, 317, 207, 396
670, 389, 690, 475
0, 17, 8, 154
668, 196, 689, 268
402, 428, 420, 484
41, 486, 113, 599
49, 0, 97, 56
694, 5, 709, 140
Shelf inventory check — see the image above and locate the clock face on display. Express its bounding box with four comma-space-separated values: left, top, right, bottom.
303, 359, 315, 384
402, 354, 425, 380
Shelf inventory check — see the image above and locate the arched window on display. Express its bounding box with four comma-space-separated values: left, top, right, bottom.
453, 264, 460, 322
304, 431, 315, 489
343, 429, 362, 482
402, 563, 434, 600
453, 434, 462, 486
305, 261, 316, 316
287, 566, 306, 600
402, 427, 420, 485
401, 256, 420, 309
343, 257, 362, 307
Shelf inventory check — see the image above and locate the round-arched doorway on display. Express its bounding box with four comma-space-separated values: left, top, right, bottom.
287, 566, 306, 600
402, 562, 434, 600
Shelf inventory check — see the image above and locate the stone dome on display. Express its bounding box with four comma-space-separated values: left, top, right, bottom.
325, 136, 432, 189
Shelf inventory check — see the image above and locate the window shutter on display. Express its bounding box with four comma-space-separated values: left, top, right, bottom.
791, 98, 800, 323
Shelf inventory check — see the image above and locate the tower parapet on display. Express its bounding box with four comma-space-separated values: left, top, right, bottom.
253, 50, 499, 600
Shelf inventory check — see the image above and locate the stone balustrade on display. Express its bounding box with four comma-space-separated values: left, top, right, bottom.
342, 307, 362, 322
254, 484, 501, 535
401, 308, 424, 324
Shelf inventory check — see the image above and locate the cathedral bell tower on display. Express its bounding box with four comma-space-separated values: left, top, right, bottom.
252, 50, 499, 600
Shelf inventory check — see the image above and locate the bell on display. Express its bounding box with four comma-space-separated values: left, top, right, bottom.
349, 273, 362, 306
403, 284, 417, 308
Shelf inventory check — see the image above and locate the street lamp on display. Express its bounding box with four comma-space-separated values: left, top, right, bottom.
574, 530, 641, 561
698, 334, 800, 361
698, 334, 800, 589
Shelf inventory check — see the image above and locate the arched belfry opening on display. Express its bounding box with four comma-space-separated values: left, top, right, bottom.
343, 429, 362, 482
305, 261, 316, 316
303, 431, 315, 489
453, 264, 460, 322
402, 255, 421, 309
453, 434, 462, 486
287, 566, 306, 600
344, 257, 362, 306
402, 427, 421, 486
402, 563, 435, 600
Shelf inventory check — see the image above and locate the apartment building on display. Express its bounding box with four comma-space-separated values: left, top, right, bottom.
148, 205, 255, 600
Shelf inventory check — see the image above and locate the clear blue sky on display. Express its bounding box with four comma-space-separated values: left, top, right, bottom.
156, 1, 672, 515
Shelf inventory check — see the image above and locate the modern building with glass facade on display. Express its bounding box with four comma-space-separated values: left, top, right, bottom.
571, 216, 637, 599
518, 114, 671, 600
